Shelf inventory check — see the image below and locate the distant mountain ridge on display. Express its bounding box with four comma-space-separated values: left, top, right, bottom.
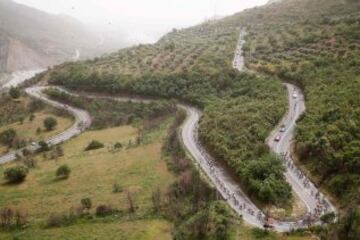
0, 0, 118, 73
267, 0, 283, 4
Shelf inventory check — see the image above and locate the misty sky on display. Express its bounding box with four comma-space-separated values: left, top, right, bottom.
14, 0, 268, 43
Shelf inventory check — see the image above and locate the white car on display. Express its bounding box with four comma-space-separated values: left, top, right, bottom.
292, 93, 298, 99
274, 135, 281, 142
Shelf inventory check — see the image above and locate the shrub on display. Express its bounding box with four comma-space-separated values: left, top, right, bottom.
29, 114, 35, 121
50, 146, 64, 160
43, 117, 58, 131
28, 99, 45, 112
22, 158, 37, 168
85, 140, 104, 151
56, 165, 71, 179
9, 87, 21, 99
114, 142, 122, 150
0, 207, 28, 228
0, 129, 17, 147
251, 228, 272, 239
95, 204, 113, 217
22, 148, 32, 157
320, 212, 336, 224
38, 141, 50, 152
4, 166, 28, 184
46, 213, 64, 227
81, 198, 92, 211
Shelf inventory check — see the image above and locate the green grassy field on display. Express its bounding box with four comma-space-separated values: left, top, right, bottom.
0, 219, 172, 240
0, 123, 175, 239
0, 111, 73, 154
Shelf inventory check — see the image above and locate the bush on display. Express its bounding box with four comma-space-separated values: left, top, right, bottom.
9, 87, 21, 99
95, 204, 114, 217
22, 158, 37, 168
0, 129, 17, 147
38, 140, 50, 152
81, 198, 92, 211
320, 212, 336, 224
114, 142, 122, 150
251, 228, 272, 239
46, 213, 64, 227
56, 165, 71, 179
4, 166, 28, 184
43, 117, 58, 131
85, 140, 104, 151
0, 207, 28, 228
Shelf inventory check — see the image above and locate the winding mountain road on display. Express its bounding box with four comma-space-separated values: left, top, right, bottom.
0, 29, 336, 232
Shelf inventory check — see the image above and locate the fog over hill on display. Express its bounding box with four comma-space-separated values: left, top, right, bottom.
0, 0, 129, 73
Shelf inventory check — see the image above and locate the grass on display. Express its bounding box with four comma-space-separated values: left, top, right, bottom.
235, 224, 318, 240
0, 219, 172, 240
268, 191, 307, 221
0, 122, 175, 238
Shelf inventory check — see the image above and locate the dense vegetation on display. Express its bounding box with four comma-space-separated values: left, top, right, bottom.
198, 76, 290, 205
241, 0, 360, 207
162, 110, 239, 239
0, 92, 42, 127
44, 88, 176, 130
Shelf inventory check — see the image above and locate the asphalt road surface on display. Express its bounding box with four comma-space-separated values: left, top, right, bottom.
0, 29, 336, 232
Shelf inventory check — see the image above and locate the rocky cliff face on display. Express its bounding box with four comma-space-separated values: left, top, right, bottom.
0, 0, 104, 73
0, 34, 61, 72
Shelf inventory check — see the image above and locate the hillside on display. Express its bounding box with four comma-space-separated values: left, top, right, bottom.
241, 0, 360, 204
0, 0, 126, 73
32, 0, 360, 238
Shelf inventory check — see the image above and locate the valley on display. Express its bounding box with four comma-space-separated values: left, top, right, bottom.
0, 0, 359, 239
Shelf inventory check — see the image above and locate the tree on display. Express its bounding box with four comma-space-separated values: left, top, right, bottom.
56, 165, 71, 179
4, 166, 28, 183
85, 140, 104, 151
9, 87, 21, 99
43, 117, 58, 131
0, 129, 17, 147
